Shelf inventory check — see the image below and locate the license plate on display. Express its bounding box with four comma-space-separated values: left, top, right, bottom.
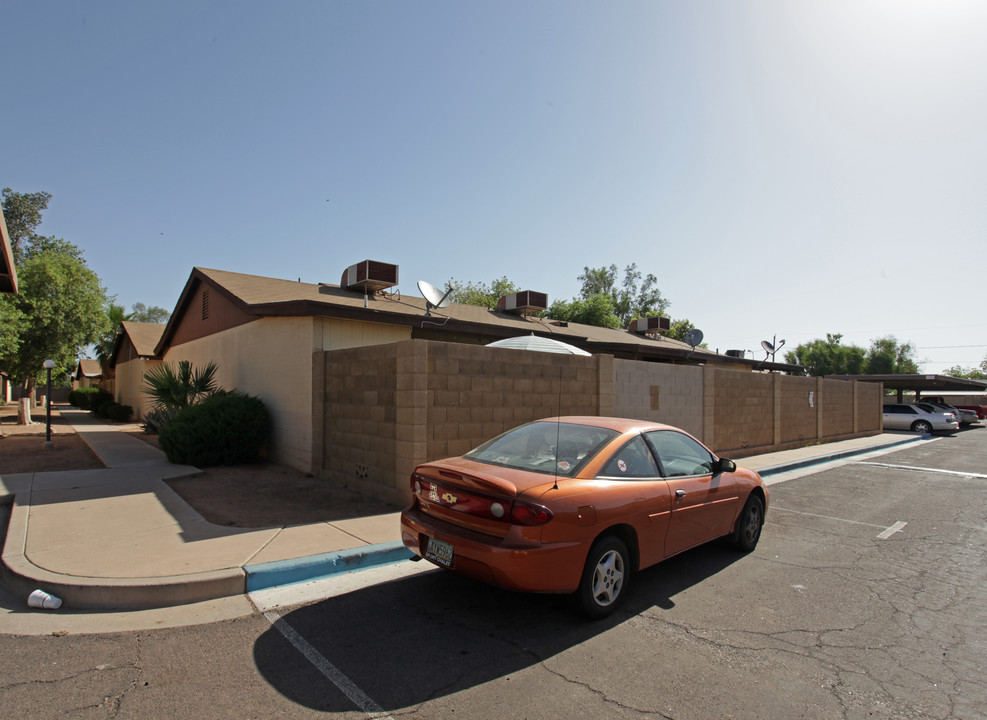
424, 537, 454, 568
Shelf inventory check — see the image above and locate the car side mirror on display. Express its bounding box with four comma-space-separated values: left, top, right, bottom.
714, 458, 736, 474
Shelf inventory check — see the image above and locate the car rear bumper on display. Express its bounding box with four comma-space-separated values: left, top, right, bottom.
400, 507, 590, 594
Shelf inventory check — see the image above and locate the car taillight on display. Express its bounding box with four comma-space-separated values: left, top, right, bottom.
510, 500, 554, 526
410, 473, 552, 526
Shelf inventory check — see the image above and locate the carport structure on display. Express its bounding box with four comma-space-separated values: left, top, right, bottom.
826, 374, 987, 402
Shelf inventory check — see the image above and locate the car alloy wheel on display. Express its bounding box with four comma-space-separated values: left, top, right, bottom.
911, 420, 932, 434
576, 536, 629, 619
733, 495, 764, 552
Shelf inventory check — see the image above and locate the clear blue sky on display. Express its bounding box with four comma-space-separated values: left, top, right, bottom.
4, 1, 985, 372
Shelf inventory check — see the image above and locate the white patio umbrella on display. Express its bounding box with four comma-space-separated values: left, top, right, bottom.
486, 334, 591, 356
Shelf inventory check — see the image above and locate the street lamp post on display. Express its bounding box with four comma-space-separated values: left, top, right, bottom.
43, 359, 54, 448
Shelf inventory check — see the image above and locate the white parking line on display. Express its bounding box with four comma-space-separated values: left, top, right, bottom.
264, 610, 394, 720
856, 461, 987, 479
770, 507, 907, 540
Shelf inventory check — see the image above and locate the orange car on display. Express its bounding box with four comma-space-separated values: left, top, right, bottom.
401, 416, 768, 618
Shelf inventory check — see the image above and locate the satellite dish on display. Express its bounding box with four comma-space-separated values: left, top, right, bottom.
685, 328, 704, 348
761, 337, 786, 361
417, 280, 454, 316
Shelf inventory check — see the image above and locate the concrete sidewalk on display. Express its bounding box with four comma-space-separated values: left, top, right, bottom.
0, 409, 926, 614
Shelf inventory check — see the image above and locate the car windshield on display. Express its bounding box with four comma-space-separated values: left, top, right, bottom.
464, 421, 619, 477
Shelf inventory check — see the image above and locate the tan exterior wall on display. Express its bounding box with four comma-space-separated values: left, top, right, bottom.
167, 316, 410, 472
114, 357, 161, 419
613, 359, 704, 439
821, 377, 854, 438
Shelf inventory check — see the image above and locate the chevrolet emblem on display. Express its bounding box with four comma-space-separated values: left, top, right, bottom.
441, 492, 458, 504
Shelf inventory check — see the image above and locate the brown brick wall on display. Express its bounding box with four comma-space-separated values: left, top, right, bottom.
821, 377, 854, 438
779, 375, 818, 444
710, 369, 775, 453
314, 339, 882, 502
856, 381, 883, 432
613, 360, 704, 440
425, 341, 600, 462
315, 343, 400, 503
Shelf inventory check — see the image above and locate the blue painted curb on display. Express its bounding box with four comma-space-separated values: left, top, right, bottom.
245, 541, 415, 592
756, 435, 925, 478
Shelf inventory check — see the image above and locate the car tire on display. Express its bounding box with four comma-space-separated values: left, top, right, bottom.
732, 494, 764, 552
575, 535, 629, 620
911, 420, 933, 434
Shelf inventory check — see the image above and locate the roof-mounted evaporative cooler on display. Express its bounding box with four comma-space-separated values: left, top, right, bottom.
496, 291, 548, 315
340, 260, 399, 293
628, 317, 671, 335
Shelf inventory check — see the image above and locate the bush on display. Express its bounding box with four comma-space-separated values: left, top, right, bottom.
158, 392, 270, 467
69, 387, 102, 409
99, 402, 133, 423
141, 406, 179, 434
88, 388, 114, 416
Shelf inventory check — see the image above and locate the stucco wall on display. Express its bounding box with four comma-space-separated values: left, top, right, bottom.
165, 316, 410, 472
114, 357, 161, 419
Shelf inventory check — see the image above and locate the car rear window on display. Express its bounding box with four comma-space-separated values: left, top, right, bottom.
465, 421, 618, 477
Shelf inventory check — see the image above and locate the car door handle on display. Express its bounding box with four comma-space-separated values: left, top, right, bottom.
675, 489, 686, 499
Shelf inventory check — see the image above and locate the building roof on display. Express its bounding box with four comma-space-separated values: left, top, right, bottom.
0, 205, 18, 294
108, 321, 167, 366
827, 374, 987, 392
156, 267, 801, 372
74, 359, 103, 379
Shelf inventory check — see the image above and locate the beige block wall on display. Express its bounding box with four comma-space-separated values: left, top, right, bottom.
708, 369, 775, 454
613, 359, 704, 439
856, 381, 882, 432
821, 377, 854, 438
425, 341, 601, 462
314, 340, 883, 502
779, 375, 818, 444
114, 357, 161, 419
316, 339, 604, 505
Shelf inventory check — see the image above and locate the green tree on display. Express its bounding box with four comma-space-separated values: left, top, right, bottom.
95, 303, 132, 366
446, 276, 520, 309
666, 318, 706, 345
130, 302, 170, 324
784, 334, 866, 377
943, 364, 986, 380
1, 187, 51, 263
577, 263, 668, 326
864, 336, 919, 375
545, 294, 622, 329
0, 236, 110, 395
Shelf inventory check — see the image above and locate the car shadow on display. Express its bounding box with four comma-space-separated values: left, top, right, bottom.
253, 541, 747, 712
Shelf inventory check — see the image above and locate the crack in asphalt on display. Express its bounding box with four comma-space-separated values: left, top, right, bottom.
541, 664, 678, 719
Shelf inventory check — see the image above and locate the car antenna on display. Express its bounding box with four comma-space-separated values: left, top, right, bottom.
553, 366, 562, 490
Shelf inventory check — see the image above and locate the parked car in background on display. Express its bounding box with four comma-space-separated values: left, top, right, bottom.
917, 399, 974, 426
882, 404, 959, 434
401, 417, 767, 618
920, 396, 987, 420
956, 408, 980, 425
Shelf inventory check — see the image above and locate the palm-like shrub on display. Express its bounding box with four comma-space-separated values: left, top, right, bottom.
142, 360, 220, 413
